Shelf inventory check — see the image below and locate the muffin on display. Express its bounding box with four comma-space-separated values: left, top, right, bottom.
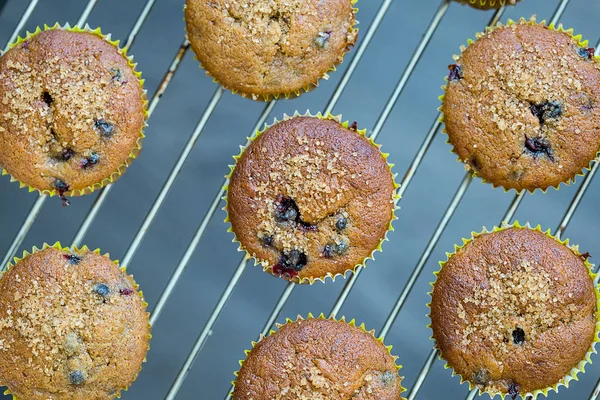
0, 244, 150, 400
232, 316, 404, 399
225, 113, 397, 284
0, 26, 147, 206
184, 0, 358, 100
454, 0, 521, 9
429, 225, 600, 399
441, 18, 600, 192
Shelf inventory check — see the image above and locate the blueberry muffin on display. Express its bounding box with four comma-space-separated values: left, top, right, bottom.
0, 27, 146, 205
429, 226, 599, 399
441, 19, 600, 191
184, 0, 358, 100
0, 245, 150, 400
233, 316, 404, 399
454, 0, 520, 9
226, 115, 397, 283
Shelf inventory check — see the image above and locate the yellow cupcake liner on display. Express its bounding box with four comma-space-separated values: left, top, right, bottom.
230, 313, 407, 398
427, 221, 600, 399
223, 110, 400, 285
0, 242, 152, 400
0, 23, 148, 205
439, 16, 600, 194
454, 0, 521, 9
184, 1, 359, 101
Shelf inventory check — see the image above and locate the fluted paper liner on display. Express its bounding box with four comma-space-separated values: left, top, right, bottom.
0, 242, 152, 400
427, 222, 600, 399
439, 16, 600, 193
0, 23, 148, 202
230, 313, 406, 398
184, 1, 359, 101
223, 110, 400, 285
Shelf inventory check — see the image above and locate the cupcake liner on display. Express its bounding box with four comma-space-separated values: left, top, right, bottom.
427, 221, 600, 399
0, 242, 152, 400
438, 16, 600, 194
223, 110, 400, 285
230, 313, 406, 398
184, 1, 359, 101
0, 23, 148, 204
454, 0, 521, 9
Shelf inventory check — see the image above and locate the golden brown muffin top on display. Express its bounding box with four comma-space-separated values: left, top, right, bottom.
454, 0, 519, 9
442, 22, 600, 191
184, 0, 357, 100
430, 227, 597, 397
0, 246, 150, 400
0, 29, 146, 199
233, 318, 403, 400
226, 116, 396, 283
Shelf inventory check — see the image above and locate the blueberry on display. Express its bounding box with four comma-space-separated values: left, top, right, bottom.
335, 216, 348, 231
94, 119, 114, 137
22, 41, 30, 50
259, 234, 274, 247
60, 148, 75, 161
508, 381, 520, 400
80, 153, 100, 169
524, 135, 554, 162
473, 369, 488, 385
281, 250, 307, 272
120, 288, 134, 296
512, 327, 525, 345
68, 370, 85, 385
448, 64, 463, 82
93, 283, 110, 299
323, 244, 335, 258
322, 241, 348, 258
530, 101, 562, 124
315, 31, 332, 48
275, 196, 299, 223
63, 254, 82, 265
578, 47, 595, 60
110, 67, 124, 83
42, 91, 53, 106
54, 179, 69, 192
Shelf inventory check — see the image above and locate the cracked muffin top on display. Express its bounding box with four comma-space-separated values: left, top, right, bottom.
184, 0, 358, 100
0, 246, 150, 400
430, 227, 598, 398
233, 317, 404, 400
441, 21, 600, 191
0, 28, 146, 203
226, 116, 396, 283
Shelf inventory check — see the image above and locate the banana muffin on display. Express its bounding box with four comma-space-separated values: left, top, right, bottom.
441, 19, 600, 191
0, 245, 150, 399
226, 115, 397, 283
429, 226, 598, 398
184, 0, 358, 100
233, 316, 404, 399
0, 27, 146, 205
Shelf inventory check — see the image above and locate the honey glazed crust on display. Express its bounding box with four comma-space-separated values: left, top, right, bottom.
226, 116, 395, 282
233, 318, 403, 400
0, 29, 145, 194
442, 23, 600, 191
430, 227, 597, 395
184, 0, 357, 98
0, 247, 150, 400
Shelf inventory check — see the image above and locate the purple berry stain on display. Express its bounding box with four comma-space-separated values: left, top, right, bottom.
120, 288, 134, 296
448, 64, 463, 82
524, 135, 554, 162
63, 254, 82, 265
54, 179, 71, 206
508, 381, 520, 400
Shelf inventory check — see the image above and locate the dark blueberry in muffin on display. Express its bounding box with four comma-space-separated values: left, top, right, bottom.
93, 283, 110, 300
54, 178, 69, 192
530, 101, 562, 124
259, 234, 274, 247
281, 250, 307, 271
512, 327, 525, 345
524, 135, 554, 162
322, 241, 348, 258
508, 381, 520, 400
63, 254, 82, 265
120, 288, 134, 296
274, 195, 299, 224
110, 67, 125, 83
94, 119, 115, 137
80, 153, 100, 169
42, 91, 53, 106
448, 64, 463, 82
473, 369, 489, 385
578, 47, 595, 60
68, 370, 86, 386
315, 31, 332, 48
60, 148, 75, 161
335, 216, 348, 231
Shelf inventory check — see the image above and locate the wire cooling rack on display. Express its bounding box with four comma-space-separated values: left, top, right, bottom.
1, 0, 600, 399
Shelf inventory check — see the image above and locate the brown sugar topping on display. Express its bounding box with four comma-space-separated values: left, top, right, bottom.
0, 29, 145, 195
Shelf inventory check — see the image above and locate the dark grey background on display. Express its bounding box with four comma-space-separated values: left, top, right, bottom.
1, 0, 600, 399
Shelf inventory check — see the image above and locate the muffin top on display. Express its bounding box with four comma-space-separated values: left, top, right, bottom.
0, 29, 146, 197
226, 116, 396, 283
184, 0, 357, 100
233, 317, 403, 400
0, 246, 150, 400
455, 0, 519, 9
442, 21, 600, 191
430, 227, 598, 397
